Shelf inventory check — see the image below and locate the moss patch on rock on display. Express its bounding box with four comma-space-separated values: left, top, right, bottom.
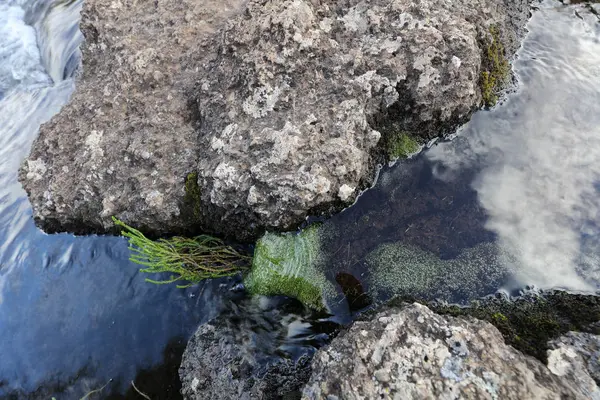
386, 131, 421, 160
184, 171, 202, 220
480, 25, 511, 107
244, 226, 334, 311
428, 291, 600, 363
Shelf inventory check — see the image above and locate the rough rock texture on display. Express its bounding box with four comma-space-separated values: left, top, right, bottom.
302, 303, 591, 400
547, 331, 600, 399
179, 298, 326, 400
20, 0, 530, 238
19, 0, 246, 236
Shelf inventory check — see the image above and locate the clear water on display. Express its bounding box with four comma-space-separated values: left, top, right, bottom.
0, 0, 599, 398
427, 1, 600, 291
315, 1, 600, 315
0, 1, 240, 398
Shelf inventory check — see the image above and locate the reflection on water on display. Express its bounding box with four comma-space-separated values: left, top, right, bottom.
427, 1, 600, 291
1, 0, 600, 397
317, 0, 600, 315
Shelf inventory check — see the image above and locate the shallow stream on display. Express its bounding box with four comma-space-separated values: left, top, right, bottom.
0, 0, 599, 398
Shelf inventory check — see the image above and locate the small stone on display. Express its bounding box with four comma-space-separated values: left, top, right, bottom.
374, 369, 390, 383
338, 184, 355, 201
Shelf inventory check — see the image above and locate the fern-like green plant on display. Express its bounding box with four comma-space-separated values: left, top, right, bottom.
113, 217, 251, 287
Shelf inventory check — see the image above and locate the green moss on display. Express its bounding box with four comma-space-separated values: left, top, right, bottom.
387, 131, 421, 160
184, 171, 202, 220
430, 291, 600, 363
480, 25, 510, 107
492, 312, 508, 322
244, 226, 334, 311
366, 243, 440, 297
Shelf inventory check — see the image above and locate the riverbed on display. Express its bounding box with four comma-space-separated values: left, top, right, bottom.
0, 0, 599, 398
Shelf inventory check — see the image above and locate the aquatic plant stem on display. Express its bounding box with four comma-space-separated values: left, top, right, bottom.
113, 217, 251, 287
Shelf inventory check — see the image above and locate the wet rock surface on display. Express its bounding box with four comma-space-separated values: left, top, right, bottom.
179, 298, 332, 400
302, 303, 596, 400
20, 0, 530, 239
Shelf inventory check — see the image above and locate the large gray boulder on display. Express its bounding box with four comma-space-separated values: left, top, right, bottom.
302, 303, 595, 400
20, 0, 530, 239
19, 0, 247, 236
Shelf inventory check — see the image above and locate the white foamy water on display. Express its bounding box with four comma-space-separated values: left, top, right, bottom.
427, 2, 600, 291
0, 3, 51, 98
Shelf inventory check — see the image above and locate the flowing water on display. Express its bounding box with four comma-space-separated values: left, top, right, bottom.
0, 0, 599, 398
0, 1, 246, 398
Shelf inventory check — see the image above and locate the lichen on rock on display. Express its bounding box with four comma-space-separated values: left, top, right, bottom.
302, 303, 593, 400
19, 0, 531, 239
244, 226, 334, 311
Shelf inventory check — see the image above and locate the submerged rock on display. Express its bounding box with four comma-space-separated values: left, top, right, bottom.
20, 0, 530, 239
302, 303, 595, 400
179, 298, 330, 400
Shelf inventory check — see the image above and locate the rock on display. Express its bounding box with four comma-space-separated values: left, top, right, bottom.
547, 332, 600, 399
20, 0, 531, 239
302, 303, 590, 400
19, 0, 247, 237
188, 0, 530, 237
179, 298, 328, 400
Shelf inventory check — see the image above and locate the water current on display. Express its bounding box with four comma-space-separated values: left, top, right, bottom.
0, 0, 598, 398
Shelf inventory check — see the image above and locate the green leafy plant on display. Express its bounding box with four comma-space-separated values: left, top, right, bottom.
113, 217, 251, 287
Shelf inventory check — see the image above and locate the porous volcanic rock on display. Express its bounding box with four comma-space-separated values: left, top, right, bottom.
547, 331, 600, 399
19, 0, 246, 236
20, 0, 530, 238
302, 303, 594, 400
178, 298, 326, 400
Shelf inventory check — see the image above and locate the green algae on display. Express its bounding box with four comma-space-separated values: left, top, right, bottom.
366, 241, 515, 301
386, 131, 421, 160
366, 243, 440, 297
184, 171, 202, 220
244, 226, 334, 311
481, 25, 510, 107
